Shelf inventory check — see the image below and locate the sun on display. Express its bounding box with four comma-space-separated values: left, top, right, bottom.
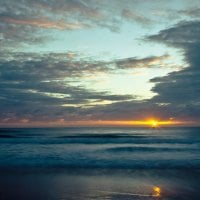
151, 120, 159, 127
148, 119, 159, 128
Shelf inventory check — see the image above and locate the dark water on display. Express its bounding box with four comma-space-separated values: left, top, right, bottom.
0, 127, 200, 169
0, 127, 200, 200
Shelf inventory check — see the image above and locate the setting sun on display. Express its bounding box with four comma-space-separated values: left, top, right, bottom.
148, 120, 159, 128
143, 118, 184, 128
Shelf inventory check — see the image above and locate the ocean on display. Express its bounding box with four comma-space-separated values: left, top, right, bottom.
0, 127, 200, 199
0, 127, 200, 169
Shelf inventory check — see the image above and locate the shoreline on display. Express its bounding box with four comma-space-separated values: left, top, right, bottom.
1, 168, 200, 200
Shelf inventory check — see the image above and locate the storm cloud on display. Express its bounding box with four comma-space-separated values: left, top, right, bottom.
147, 20, 200, 120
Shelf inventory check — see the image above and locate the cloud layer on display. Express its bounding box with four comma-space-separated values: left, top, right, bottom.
148, 20, 200, 121
0, 51, 173, 124
0, 0, 156, 51
1, 0, 200, 125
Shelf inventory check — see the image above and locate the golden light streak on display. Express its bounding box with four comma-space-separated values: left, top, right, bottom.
144, 118, 176, 128
153, 186, 161, 197
97, 186, 162, 197
149, 120, 159, 128
55, 119, 185, 127
1, 119, 190, 128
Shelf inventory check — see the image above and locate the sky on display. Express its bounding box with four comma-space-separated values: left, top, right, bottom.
0, 0, 200, 127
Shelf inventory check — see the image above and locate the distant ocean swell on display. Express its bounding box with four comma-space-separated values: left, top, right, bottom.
0, 127, 200, 169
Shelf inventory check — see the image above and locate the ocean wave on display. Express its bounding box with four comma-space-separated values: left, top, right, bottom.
58, 133, 148, 138
0, 134, 17, 138
105, 146, 199, 152
0, 159, 199, 169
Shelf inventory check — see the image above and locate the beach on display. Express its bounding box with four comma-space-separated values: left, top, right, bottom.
1, 169, 200, 200
0, 127, 200, 199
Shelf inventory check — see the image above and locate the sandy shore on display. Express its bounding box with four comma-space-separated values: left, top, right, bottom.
0, 168, 200, 200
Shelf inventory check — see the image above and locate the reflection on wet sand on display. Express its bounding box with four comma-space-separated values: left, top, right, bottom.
0, 169, 199, 200
153, 186, 161, 197
96, 186, 161, 198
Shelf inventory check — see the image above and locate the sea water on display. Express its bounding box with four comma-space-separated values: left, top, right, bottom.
0, 127, 199, 169
0, 127, 200, 200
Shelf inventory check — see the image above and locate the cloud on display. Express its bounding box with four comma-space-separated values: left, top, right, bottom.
88, 20, 200, 122
0, 48, 173, 123
115, 55, 170, 69
0, 52, 171, 84
0, 0, 111, 50
122, 9, 152, 25
147, 21, 200, 48
0, 17, 47, 51
0, 0, 161, 51
0, 52, 138, 123
0, 49, 178, 124
1, 1, 200, 124
179, 8, 200, 18
2, 17, 85, 30
147, 20, 200, 121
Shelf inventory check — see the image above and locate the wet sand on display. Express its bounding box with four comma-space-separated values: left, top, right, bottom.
0, 169, 199, 200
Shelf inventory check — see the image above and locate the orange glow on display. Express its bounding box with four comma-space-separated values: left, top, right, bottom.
153, 186, 161, 197
55, 119, 184, 127
144, 118, 176, 128
1, 119, 188, 128
148, 120, 159, 128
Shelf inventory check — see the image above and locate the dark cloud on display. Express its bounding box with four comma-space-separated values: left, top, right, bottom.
0, 52, 108, 80
0, 49, 176, 124
147, 20, 200, 121
115, 55, 170, 69
91, 20, 200, 122
0, 52, 138, 123
148, 21, 200, 48
0, 52, 170, 82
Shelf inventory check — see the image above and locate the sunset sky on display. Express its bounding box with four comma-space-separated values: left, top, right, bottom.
0, 0, 200, 127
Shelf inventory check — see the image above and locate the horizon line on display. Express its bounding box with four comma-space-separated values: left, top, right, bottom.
0, 119, 198, 128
